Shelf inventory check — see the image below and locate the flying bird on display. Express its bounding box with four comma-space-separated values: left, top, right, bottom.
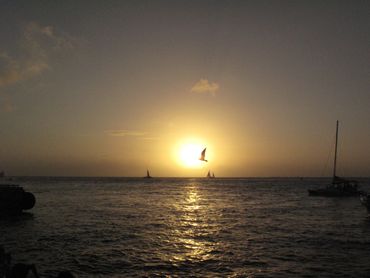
199, 148, 208, 162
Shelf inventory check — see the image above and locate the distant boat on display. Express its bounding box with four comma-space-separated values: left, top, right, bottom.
144, 169, 152, 179
199, 148, 208, 162
206, 170, 215, 178
308, 121, 360, 197
0, 171, 4, 178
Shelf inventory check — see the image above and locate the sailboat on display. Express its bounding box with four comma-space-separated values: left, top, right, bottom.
206, 170, 215, 178
144, 169, 152, 179
308, 121, 360, 197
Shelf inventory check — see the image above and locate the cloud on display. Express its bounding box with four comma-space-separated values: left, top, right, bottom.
105, 130, 147, 137
0, 52, 21, 87
141, 136, 160, 141
191, 78, 219, 96
22, 21, 75, 53
0, 21, 75, 88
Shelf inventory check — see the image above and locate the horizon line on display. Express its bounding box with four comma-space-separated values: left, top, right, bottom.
2, 175, 370, 179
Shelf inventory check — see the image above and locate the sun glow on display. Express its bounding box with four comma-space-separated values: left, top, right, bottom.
178, 143, 205, 168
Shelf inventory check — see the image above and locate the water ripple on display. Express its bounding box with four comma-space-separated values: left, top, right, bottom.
1, 177, 370, 277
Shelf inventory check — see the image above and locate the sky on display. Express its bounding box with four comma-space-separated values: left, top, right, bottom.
0, 0, 369, 177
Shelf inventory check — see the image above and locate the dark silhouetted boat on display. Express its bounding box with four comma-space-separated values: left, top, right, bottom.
308, 121, 360, 197
144, 169, 152, 178
0, 185, 36, 215
0, 171, 4, 178
206, 170, 215, 178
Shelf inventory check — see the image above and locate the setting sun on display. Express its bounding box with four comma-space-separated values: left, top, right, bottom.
178, 143, 206, 168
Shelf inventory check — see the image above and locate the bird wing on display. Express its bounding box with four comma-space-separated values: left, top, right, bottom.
199, 148, 206, 160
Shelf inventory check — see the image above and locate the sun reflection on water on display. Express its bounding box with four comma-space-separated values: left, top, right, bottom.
169, 182, 220, 264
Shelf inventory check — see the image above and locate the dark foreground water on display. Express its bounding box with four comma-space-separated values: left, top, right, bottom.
1, 177, 370, 277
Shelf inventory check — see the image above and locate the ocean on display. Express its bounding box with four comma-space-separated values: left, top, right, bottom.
1, 177, 370, 277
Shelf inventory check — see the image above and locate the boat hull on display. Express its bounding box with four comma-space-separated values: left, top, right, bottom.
308, 188, 360, 197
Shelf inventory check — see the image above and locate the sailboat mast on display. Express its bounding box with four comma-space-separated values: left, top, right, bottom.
333, 120, 339, 178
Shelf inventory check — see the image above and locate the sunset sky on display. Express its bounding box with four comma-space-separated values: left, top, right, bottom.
0, 1, 369, 177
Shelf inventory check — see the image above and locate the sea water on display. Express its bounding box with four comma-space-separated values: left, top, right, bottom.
1, 177, 370, 277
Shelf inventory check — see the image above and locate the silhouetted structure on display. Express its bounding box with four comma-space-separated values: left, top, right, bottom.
0, 185, 36, 215
308, 121, 360, 197
9, 263, 39, 278
144, 169, 152, 178
206, 170, 215, 178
